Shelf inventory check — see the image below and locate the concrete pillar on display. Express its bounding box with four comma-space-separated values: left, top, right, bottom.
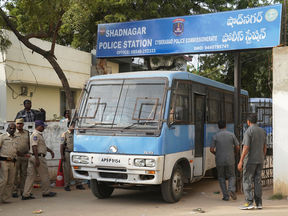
273, 46, 288, 194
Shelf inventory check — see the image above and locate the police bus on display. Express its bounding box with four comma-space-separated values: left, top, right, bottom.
70, 71, 248, 203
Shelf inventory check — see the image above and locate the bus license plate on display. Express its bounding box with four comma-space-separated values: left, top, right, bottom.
100, 157, 121, 163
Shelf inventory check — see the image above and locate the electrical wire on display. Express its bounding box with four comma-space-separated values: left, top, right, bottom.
18, 40, 39, 96
1, 48, 22, 99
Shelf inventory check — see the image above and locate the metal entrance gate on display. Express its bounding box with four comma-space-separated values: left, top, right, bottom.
248, 98, 273, 186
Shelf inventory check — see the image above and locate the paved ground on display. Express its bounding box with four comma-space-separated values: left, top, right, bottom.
1, 178, 287, 216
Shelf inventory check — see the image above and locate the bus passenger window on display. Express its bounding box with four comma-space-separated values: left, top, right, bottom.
209, 90, 221, 122
225, 93, 234, 122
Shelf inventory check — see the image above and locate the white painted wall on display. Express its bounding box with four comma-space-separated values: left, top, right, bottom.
273, 46, 288, 194
1, 30, 91, 121
4, 30, 91, 89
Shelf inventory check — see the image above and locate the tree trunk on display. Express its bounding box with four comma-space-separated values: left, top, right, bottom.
45, 55, 75, 109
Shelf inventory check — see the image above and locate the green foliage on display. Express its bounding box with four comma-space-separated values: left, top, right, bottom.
0, 1, 12, 52
269, 193, 284, 200
193, 0, 286, 98
1, 0, 287, 91
195, 50, 273, 98
0, 29, 12, 53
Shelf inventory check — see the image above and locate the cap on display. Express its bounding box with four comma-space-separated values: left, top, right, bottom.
35, 120, 48, 127
15, 118, 24, 124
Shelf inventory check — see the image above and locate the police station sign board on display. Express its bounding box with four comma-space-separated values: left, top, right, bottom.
96, 4, 282, 58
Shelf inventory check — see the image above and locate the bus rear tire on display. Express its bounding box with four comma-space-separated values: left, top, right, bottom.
161, 165, 184, 203
91, 179, 114, 199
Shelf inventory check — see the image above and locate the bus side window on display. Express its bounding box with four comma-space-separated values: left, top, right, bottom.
170, 82, 192, 123
225, 93, 234, 123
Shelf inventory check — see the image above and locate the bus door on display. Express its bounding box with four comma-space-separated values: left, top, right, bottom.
193, 94, 205, 176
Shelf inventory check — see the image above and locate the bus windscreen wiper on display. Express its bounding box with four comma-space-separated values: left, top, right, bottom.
123, 121, 157, 129
88, 122, 117, 128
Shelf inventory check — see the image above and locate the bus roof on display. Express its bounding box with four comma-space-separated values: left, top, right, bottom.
90, 71, 249, 96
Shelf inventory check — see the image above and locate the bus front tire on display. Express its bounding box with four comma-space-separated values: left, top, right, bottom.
161, 165, 184, 203
91, 179, 114, 199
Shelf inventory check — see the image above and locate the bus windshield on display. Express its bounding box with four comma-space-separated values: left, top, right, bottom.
77, 78, 167, 132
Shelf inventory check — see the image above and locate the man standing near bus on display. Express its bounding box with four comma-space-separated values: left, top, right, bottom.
60, 121, 85, 191
238, 114, 266, 210
210, 119, 239, 201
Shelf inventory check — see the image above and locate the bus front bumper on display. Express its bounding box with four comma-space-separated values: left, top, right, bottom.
70, 152, 164, 185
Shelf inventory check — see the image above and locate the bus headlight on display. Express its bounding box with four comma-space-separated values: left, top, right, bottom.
145, 159, 156, 167
72, 155, 89, 164
134, 159, 156, 167
134, 159, 145, 167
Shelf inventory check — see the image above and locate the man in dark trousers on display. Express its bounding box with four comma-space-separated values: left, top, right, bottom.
238, 114, 267, 210
60, 121, 85, 191
210, 119, 239, 201
15, 100, 46, 122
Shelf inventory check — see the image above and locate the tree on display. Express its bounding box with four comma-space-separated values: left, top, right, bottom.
190, 0, 287, 98
0, 0, 75, 109
54, 0, 236, 69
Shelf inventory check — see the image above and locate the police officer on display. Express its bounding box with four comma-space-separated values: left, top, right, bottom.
61, 121, 85, 191
12, 118, 30, 198
22, 120, 57, 200
0, 123, 30, 204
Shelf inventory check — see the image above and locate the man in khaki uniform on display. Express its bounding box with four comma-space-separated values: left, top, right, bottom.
12, 118, 30, 198
61, 121, 85, 191
0, 123, 30, 204
22, 120, 57, 200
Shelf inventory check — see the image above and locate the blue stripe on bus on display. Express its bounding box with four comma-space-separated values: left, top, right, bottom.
74, 123, 237, 155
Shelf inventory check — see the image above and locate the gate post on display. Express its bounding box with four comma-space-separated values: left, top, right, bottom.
234, 52, 242, 192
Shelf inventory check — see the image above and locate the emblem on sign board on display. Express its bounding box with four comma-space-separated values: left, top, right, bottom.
173, 18, 185, 37
99, 26, 106, 36
265, 9, 278, 22
109, 145, 118, 153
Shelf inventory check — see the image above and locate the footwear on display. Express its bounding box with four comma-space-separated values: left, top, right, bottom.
22, 196, 35, 200
42, 192, 57, 197
228, 191, 237, 200
64, 186, 71, 191
76, 185, 85, 190
239, 202, 254, 210
222, 197, 229, 201
21, 193, 33, 196
12, 193, 19, 198
1, 201, 12, 204
255, 203, 262, 209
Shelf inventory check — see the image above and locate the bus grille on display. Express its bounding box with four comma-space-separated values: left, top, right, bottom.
99, 172, 128, 179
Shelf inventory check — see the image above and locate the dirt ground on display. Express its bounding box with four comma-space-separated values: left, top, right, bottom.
1, 178, 287, 216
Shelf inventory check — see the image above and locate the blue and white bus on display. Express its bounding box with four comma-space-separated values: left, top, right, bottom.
71, 71, 248, 203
